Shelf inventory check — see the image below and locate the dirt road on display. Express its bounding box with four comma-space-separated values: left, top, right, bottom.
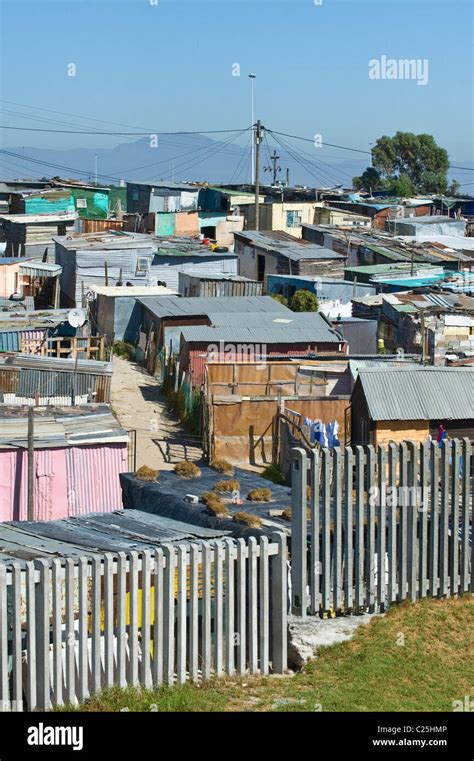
110, 355, 203, 471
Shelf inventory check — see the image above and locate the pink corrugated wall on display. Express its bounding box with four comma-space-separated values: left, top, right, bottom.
0, 444, 127, 521
65, 444, 128, 515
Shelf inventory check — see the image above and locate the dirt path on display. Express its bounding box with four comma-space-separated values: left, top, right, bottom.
110, 356, 203, 471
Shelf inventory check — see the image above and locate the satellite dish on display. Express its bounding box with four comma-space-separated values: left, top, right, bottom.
67, 308, 87, 328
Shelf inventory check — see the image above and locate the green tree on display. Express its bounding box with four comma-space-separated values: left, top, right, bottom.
352, 166, 385, 192
369, 132, 449, 194
270, 293, 288, 307
289, 289, 319, 312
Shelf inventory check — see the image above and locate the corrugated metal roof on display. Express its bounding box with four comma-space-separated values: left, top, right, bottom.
0, 404, 128, 449
139, 295, 289, 319
0, 510, 228, 565
19, 261, 62, 277
0, 353, 112, 375
357, 368, 474, 421
180, 315, 343, 344
235, 231, 345, 261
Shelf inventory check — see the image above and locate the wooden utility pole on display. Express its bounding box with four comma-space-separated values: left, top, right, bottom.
27, 407, 34, 521
254, 120, 263, 230
420, 309, 427, 365
286, 168, 290, 187
264, 150, 281, 185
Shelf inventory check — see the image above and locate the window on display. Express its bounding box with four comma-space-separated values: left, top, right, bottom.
135, 257, 151, 277
76, 198, 87, 209
132, 190, 139, 201
286, 210, 302, 228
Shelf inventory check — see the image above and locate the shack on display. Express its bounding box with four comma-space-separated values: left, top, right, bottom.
350, 366, 474, 446
234, 230, 346, 282
0, 405, 129, 521
0, 354, 113, 405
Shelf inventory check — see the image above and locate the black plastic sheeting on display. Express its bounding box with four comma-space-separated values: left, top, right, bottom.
120, 467, 293, 540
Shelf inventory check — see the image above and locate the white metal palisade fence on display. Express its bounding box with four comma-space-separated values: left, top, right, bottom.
0, 535, 287, 711
291, 439, 473, 617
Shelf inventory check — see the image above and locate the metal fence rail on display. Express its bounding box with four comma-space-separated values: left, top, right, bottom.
0, 535, 287, 711
291, 439, 473, 617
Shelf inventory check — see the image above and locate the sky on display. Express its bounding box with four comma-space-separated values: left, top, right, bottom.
0, 0, 473, 185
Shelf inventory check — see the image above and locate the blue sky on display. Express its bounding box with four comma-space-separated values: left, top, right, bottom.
0, 0, 473, 179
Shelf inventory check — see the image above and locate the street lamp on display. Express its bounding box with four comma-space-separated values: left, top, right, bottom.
249, 74, 256, 185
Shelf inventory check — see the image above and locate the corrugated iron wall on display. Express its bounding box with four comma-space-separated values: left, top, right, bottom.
65, 444, 128, 515
0, 366, 110, 402
0, 444, 127, 521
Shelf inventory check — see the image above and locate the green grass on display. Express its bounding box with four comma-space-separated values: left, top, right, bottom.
260, 463, 288, 486
60, 596, 474, 713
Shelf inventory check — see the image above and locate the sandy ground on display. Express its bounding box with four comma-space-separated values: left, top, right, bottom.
110, 355, 203, 471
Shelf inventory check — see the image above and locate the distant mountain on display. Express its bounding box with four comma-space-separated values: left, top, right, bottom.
1, 134, 367, 189
3, 135, 468, 190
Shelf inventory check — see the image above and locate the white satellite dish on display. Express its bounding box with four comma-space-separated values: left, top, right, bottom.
67, 308, 87, 328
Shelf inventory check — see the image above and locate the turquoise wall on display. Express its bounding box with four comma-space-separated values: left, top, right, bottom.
25, 194, 75, 215
155, 213, 176, 236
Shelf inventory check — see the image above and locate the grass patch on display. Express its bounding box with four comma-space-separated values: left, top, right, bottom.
260, 464, 287, 486
233, 512, 263, 528
60, 597, 474, 713
247, 487, 272, 502
134, 465, 159, 482
174, 461, 201, 479
213, 479, 240, 493
210, 459, 234, 475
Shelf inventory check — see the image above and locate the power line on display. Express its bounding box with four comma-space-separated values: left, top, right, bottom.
268, 129, 372, 156
269, 131, 348, 187
0, 124, 248, 136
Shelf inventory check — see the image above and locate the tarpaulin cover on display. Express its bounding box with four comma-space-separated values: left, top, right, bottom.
120, 466, 293, 539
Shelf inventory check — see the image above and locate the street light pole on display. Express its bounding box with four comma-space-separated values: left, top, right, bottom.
249, 74, 256, 185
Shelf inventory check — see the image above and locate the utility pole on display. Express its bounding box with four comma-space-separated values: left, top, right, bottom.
264, 150, 281, 185
286, 168, 290, 187
249, 74, 256, 184
27, 407, 34, 521
254, 120, 263, 231
420, 309, 426, 365
94, 154, 98, 186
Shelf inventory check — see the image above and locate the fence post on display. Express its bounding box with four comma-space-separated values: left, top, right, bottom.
366, 445, 376, 611
152, 548, 164, 686
460, 439, 471, 593
429, 446, 440, 597
450, 440, 461, 596
419, 442, 429, 599
309, 448, 321, 615
35, 560, 51, 711
140, 550, 152, 689
91, 556, 102, 695
344, 446, 354, 611
407, 441, 418, 602
271, 532, 287, 674
291, 448, 308, 616
0, 565, 8, 711
354, 446, 365, 610
439, 442, 450, 597
26, 561, 38, 711
11, 564, 22, 712
162, 544, 176, 685
387, 443, 398, 604
376, 446, 387, 611
321, 448, 331, 614
259, 537, 270, 675
176, 545, 188, 685
333, 447, 343, 612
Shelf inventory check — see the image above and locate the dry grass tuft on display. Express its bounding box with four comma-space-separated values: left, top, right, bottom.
233, 512, 263, 528
210, 459, 234, 475
247, 487, 272, 502
174, 461, 201, 479
134, 465, 159, 482
213, 479, 240, 493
